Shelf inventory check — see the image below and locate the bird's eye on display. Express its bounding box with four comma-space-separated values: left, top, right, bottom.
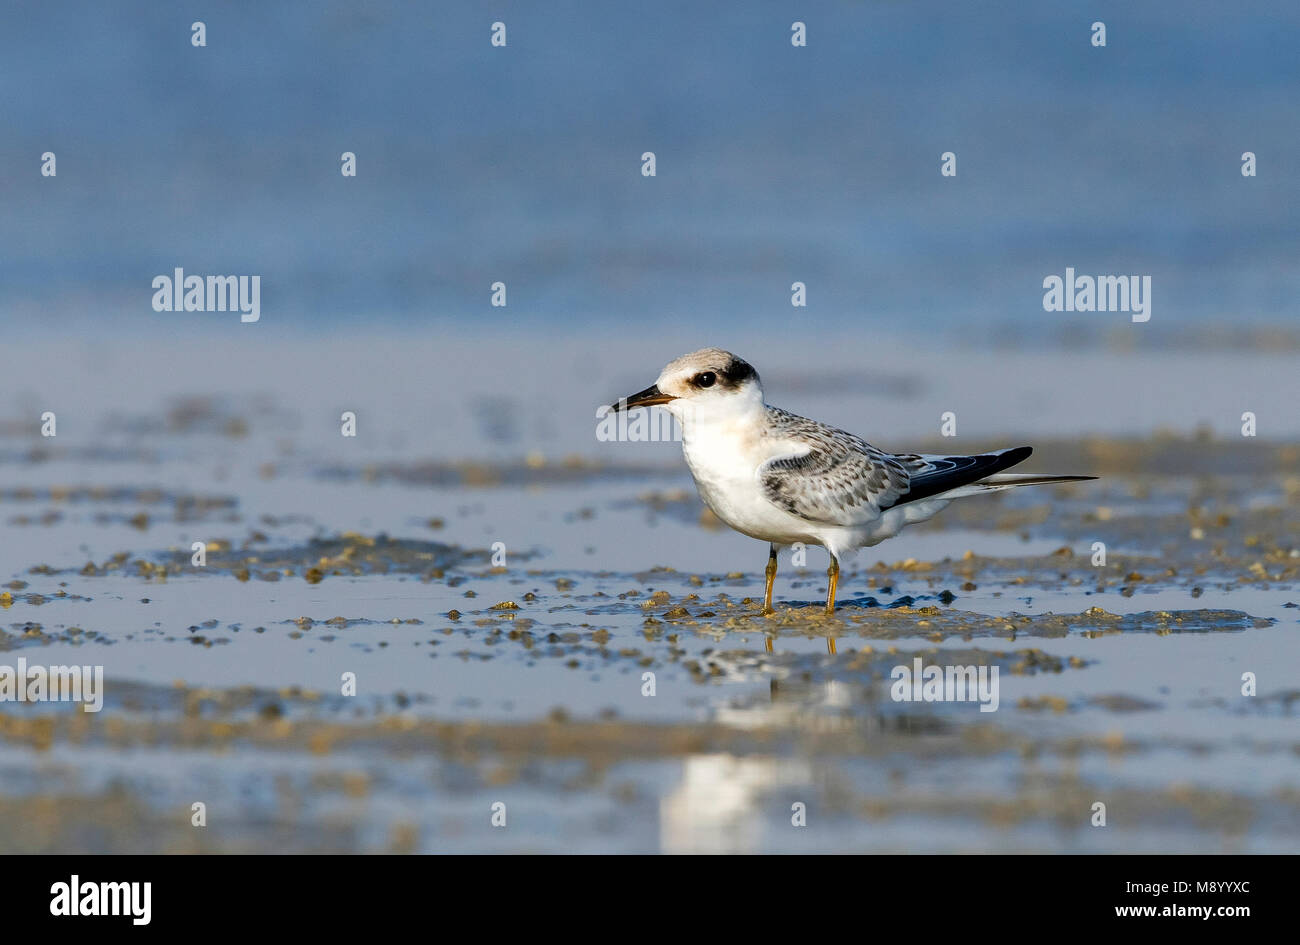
695, 372, 716, 388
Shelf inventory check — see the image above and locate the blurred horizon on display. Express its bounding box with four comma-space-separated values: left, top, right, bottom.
3, 0, 1299, 341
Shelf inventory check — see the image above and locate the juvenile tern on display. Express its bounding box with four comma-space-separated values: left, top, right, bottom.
607, 348, 1095, 615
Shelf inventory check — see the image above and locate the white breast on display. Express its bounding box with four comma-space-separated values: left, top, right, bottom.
680, 418, 820, 546
668, 392, 961, 561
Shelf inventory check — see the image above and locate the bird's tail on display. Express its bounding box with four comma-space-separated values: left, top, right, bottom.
943, 472, 1097, 498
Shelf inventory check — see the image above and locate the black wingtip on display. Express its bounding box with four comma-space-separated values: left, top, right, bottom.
891, 445, 1037, 507
986, 446, 1033, 475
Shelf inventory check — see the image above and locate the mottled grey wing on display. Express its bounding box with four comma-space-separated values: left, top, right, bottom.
758, 426, 911, 527
758, 408, 1034, 525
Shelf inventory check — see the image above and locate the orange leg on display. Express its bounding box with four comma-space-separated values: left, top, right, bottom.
824, 555, 840, 615
762, 544, 777, 615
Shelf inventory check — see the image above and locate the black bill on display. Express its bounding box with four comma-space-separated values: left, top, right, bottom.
608, 384, 676, 412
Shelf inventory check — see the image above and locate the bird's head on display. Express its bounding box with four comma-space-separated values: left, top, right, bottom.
607, 348, 763, 423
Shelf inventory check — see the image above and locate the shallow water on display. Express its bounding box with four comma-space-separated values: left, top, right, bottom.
1, 344, 1296, 852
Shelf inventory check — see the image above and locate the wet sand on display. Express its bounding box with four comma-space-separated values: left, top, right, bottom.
1, 338, 1297, 853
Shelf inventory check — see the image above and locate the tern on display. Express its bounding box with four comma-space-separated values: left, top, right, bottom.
607, 348, 1095, 615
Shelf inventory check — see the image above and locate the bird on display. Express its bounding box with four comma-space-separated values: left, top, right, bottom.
606, 347, 1096, 617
